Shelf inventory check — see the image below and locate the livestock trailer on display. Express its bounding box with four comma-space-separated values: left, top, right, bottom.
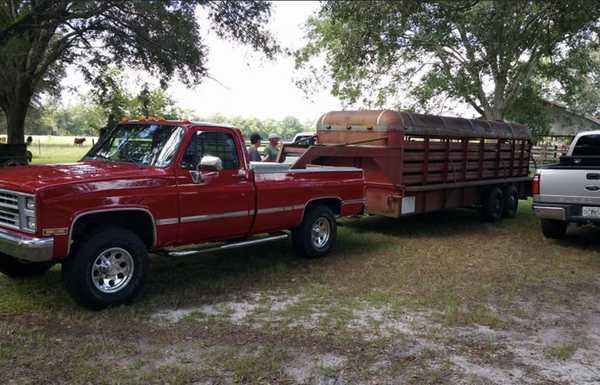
280, 110, 532, 221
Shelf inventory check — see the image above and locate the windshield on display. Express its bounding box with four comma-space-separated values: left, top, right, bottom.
85, 124, 185, 167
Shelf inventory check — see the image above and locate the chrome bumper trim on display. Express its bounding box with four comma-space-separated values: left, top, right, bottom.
0, 228, 54, 262
532, 205, 566, 221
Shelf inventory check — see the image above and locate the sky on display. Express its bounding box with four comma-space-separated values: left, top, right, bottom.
61, 1, 344, 123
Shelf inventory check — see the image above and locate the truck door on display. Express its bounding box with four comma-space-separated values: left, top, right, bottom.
176, 129, 254, 244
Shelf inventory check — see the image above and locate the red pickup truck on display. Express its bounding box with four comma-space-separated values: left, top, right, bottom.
0, 120, 364, 308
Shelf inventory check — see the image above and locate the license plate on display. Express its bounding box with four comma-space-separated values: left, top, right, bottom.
582, 206, 600, 218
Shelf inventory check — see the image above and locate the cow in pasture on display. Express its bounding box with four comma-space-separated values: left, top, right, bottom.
74, 137, 86, 146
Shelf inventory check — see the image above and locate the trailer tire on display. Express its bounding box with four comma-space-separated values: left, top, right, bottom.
541, 219, 567, 239
0, 254, 54, 277
482, 187, 504, 222
292, 205, 337, 258
502, 185, 519, 218
62, 226, 149, 309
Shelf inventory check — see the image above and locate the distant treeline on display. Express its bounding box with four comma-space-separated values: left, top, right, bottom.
0, 89, 313, 141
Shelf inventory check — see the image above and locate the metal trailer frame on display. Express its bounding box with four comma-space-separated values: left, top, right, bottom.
279, 110, 532, 218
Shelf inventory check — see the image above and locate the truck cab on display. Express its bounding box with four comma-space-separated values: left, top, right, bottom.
0, 119, 364, 308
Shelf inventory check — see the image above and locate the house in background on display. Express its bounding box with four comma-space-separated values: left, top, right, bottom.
530, 101, 600, 165
544, 100, 600, 138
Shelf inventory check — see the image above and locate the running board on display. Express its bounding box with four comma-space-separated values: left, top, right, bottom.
165, 233, 289, 257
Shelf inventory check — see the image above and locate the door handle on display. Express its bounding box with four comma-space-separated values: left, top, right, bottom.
585, 185, 600, 191
587, 173, 600, 180
235, 169, 248, 180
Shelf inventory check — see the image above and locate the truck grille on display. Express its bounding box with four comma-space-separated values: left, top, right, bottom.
0, 191, 20, 230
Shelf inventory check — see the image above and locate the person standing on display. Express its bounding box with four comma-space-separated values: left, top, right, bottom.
247, 133, 262, 162
263, 132, 281, 162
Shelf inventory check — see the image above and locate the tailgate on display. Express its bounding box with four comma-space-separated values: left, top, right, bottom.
539, 168, 600, 205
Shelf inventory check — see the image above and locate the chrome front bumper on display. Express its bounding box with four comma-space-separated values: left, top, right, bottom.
0, 228, 54, 262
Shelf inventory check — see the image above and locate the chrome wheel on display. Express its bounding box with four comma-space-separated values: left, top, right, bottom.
311, 217, 331, 249
91, 247, 134, 294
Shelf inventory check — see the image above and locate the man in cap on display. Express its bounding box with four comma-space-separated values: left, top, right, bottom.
247, 133, 262, 162
263, 132, 281, 162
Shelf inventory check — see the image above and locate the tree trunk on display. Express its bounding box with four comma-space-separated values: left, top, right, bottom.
5, 93, 32, 145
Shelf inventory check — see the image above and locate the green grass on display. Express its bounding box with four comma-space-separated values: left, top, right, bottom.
544, 343, 578, 360
24, 135, 96, 164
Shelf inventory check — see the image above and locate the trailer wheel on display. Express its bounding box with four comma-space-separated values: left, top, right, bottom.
0, 254, 54, 277
482, 187, 504, 222
62, 226, 149, 309
292, 205, 337, 258
541, 219, 567, 239
502, 185, 519, 218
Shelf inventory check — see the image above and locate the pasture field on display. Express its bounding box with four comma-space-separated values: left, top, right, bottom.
22, 135, 98, 164
1, 197, 600, 384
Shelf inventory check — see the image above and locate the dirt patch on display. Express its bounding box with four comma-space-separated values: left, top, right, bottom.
149, 288, 600, 384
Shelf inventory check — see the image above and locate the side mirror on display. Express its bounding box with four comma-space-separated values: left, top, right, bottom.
190, 155, 223, 184
199, 155, 223, 172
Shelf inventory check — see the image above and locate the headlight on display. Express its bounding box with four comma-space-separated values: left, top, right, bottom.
26, 197, 36, 211
26, 216, 36, 231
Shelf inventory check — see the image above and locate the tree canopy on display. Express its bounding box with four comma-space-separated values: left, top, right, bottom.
296, 1, 600, 136
0, 0, 277, 143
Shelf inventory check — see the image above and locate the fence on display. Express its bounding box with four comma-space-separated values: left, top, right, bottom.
531, 144, 569, 167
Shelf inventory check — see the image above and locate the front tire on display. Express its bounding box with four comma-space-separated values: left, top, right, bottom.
541, 219, 568, 239
292, 205, 337, 258
0, 254, 54, 277
62, 227, 149, 309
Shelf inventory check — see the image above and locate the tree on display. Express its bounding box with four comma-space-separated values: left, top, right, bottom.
296, 1, 600, 125
0, 1, 277, 144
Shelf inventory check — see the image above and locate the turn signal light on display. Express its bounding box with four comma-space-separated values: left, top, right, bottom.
532, 173, 540, 195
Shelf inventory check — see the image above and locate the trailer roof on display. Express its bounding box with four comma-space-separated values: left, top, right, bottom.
317, 110, 530, 140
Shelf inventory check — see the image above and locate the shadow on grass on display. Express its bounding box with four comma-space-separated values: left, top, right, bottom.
551, 223, 600, 252
342, 207, 489, 239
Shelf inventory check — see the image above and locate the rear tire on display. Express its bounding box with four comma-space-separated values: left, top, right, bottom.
541, 219, 568, 239
62, 226, 149, 309
482, 187, 504, 222
0, 254, 54, 277
292, 205, 337, 258
502, 185, 519, 218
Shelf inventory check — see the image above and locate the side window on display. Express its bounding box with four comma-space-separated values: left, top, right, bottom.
180, 131, 240, 170
572, 135, 600, 156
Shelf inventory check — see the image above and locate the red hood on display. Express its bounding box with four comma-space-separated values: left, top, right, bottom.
0, 161, 162, 192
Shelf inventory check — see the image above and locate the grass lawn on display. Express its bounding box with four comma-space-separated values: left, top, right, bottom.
2, 142, 599, 384
25, 135, 96, 164
2, 196, 600, 384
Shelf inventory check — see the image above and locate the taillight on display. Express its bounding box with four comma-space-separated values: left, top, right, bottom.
532, 173, 540, 195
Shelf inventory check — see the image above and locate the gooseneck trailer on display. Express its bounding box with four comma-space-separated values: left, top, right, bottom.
280, 110, 532, 221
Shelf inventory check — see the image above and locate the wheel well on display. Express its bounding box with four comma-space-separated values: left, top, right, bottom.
304, 198, 342, 218
70, 210, 155, 250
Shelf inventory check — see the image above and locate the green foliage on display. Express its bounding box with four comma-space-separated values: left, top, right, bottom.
0, 1, 277, 143
199, 114, 310, 141
504, 82, 552, 141
297, 0, 600, 128
88, 68, 184, 128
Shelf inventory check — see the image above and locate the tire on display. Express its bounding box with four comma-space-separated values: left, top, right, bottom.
292, 205, 337, 258
62, 226, 149, 309
481, 187, 504, 222
541, 219, 568, 239
0, 254, 54, 277
502, 185, 519, 218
